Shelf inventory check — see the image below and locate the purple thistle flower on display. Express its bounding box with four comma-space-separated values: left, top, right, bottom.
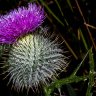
0, 3, 45, 44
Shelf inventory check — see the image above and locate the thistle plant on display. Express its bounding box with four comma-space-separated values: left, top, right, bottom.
1, 0, 95, 96
7, 27, 68, 91
0, 3, 45, 44
0, 2, 68, 93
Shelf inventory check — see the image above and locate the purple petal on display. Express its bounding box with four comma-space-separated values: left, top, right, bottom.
0, 3, 45, 44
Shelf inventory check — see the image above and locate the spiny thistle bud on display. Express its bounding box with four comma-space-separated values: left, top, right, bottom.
6, 27, 68, 91
0, 3, 45, 44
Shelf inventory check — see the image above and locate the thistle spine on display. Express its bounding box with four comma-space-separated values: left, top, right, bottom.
6, 27, 68, 91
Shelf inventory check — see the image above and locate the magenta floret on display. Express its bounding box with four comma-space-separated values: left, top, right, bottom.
0, 3, 45, 44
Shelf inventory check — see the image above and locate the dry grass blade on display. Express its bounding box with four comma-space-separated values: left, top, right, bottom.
75, 0, 96, 50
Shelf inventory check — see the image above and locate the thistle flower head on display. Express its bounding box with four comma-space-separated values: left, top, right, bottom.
6, 27, 68, 91
0, 3, 45, 44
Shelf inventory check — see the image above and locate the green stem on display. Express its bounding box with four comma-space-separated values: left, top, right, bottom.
40, 0, 64, 26
44, 75, 88, 96
86, 48, 95, 96
54, 0, 64, 16
72, 50, 89, 75
66, 0, 73, 12
79, 28, 88, 50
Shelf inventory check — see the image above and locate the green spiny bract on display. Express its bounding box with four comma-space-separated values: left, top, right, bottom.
7, 27, 68, 91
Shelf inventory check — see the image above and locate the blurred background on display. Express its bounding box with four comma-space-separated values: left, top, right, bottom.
0, 0, 96, 96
